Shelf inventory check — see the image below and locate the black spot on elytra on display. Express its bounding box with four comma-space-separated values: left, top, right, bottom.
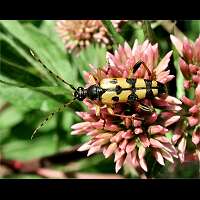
112, 96, 119, 102
145, 80, 154, 99
115, 85, 122, 95
110, 79, 118, 84
126, 78, 136, 87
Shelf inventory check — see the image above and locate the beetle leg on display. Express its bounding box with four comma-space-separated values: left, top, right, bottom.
95, 105, 101, 116
138, 103, 155, 112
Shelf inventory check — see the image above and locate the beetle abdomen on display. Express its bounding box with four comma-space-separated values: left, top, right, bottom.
99, 78, 166, 105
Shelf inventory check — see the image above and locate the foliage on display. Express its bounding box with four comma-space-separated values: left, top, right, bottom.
0, 20, 199, 178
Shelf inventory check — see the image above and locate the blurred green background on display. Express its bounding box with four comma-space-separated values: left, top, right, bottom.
0, 20, 199, 178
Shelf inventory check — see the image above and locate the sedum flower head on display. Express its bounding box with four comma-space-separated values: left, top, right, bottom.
171, 35, 200, 162
56, 20, 126, 52
71, 40, 181, 174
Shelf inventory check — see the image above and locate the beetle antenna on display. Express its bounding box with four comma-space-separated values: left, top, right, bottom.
30, 49, 76, 91
31, 98, 76, 140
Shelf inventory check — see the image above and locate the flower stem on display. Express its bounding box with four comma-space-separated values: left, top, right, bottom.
172, 47, 185, 99
102, 20, 125, 46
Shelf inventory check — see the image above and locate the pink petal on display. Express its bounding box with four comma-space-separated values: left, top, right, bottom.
165, 75, 175, 83
179, 58, 190, 79
192, 128, 200, 145
91, 138, 109, 147
119, 139, 128, 150
156, 51, 173, 74
172, 127, 183, 144
114, 148, 125, 162
71, 129, 86, 135
162, 143, 177, 155
192, 75, 200, 84
189, 64, 199, 74
179, 152, 185, 163
76, 112, 96, 121
86, 130, 99, 136
110, 131, 124, 143
188, 116, 199, 127
150, 138, 164, 149
115, 155, 125, 173
131, 150, 138, 166
138, 145, 146, 159
183, 80, 191, 89
160, 149, 174, 163
104, 143, 118, 158
183, 39, 193, 62
71, 122, 90, 130
145, 113, 158, 124
87, 146, 101, 156
135, 128, 143, 134
139, 158, 148, 172
164, 96, 182, 105
124, 41, 132, 58
133, 119, 142, 127
106, 52, 116, 66
132, 39, 139, 54
126, 140, 136, 153
95, 133, 113, 139
139, 134, 150, 148
154, 136, 170, 143
148, 125, 168, 135
194, 36, 200, 62
161, 111, 175, 119
195, 84, 200, 103
181, 96, 194, 106
122, 130, 133, 139
152, 43, 159, 66
189, 105, 199, 114
124, 118, 132, 129
164, 115, 180, 127
154, 150, 165, 165
78, 142, 91, 151
178, 137, 187, 153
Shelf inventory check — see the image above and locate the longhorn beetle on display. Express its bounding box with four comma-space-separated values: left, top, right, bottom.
30, 50, 167, 139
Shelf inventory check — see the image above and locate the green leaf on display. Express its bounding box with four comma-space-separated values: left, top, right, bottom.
72, 44, 107, 85
39, 20, 66, 52
184, 20, 200, 41
102, 20, 125, 46
0, 56, 45, 87
0, 32, 42, 71
0, 106, 23, 129
142, 20, 156, 43
0, 20, 75, 84
0, 81, 72, 112
2, 134, 58, 160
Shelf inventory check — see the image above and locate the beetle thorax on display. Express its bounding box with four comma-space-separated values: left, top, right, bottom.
86, 85, 105, 100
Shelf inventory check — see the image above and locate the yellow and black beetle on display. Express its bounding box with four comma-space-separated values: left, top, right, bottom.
30, 50, 167, 138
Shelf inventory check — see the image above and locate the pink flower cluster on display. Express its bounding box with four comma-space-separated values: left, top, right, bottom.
171, 35, 200, 162
56, 20, 126, 52
71, 40, 183, 173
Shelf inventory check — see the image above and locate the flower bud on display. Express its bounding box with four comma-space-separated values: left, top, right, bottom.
188, 116, 199, 127
192, 128, 200, 145
179, 58, 190, 78
181, 96, 194, 106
